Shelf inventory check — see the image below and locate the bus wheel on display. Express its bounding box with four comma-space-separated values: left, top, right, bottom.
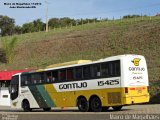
102, 107, 110, 112
43, 108, 51, 111
77, 97, 89, 112
90, 97, 102, 112
22, 100, 32, 112
112, 106, 123, 111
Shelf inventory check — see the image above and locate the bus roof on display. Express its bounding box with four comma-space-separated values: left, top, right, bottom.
44, 54, 143, 71
46, 60, 92, 69
19, 54, 144, 74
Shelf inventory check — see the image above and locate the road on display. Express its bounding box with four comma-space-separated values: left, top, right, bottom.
0, 104, 160, 120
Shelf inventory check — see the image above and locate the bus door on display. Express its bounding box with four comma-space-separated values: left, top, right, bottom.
10, 75, 19, 101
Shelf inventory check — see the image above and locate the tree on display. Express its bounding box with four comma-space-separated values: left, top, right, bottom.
122, 14, 144, 19
22, 22, 34, 33
14, 26, 22, 35
49, 17, 76, 28
60, 17, 75, 27
0, 15, 15, 36
48, 18, 60, 28
33, 19, 45, 32
21, 19, 45, 33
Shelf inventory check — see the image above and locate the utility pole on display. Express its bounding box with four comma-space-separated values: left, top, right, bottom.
45, 0, 48, 32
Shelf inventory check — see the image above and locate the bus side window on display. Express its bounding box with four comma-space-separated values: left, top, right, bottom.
26, 75, 31, 85
101, 62, 109, 77
21, 76, 25, 86
109, 62, 114, 76
110, 60, 120, 77
46, 72, 52, 83
51, 71, 58, 82
91, 64, 100, 78
59, 70, 66, 81
35, 73, 44, 84
67, 68, 74, 80
83, 65, 91, 79
115, 60, 120, 76
21, 75, 27, 86
31, 74, 37, 84
39, 73, 44, 83
75, 67, 83, 80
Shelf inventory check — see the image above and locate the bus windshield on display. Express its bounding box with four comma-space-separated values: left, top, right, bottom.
10, 75, 19, 100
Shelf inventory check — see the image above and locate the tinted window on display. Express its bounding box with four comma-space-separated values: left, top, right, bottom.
10, 75, 19, 100
11, 76, 19, 85
46, 70, 59, 83
59, 70, 66, 81
67, 68, 74, 80
83, 65, 91, 79
21, 75, 28, 86
101, 60, 120, 77
31, 73, 44, 84
91, 64, 100, 77
46, 71, 52, 83
52, 71, 58, 81
75, 67, 83, 80
115, 61, 120, 76
101, 62, 109, 76
110, 60, 120, 76
1, 81, 10, 88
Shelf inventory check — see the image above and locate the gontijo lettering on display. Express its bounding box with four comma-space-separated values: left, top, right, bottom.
129, 67, 145, 71
59, 82, 87, 90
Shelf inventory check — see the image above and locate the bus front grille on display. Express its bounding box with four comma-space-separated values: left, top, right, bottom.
107, 92, 121, 104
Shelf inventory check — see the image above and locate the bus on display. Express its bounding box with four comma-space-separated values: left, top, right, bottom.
9, 54, 150, 112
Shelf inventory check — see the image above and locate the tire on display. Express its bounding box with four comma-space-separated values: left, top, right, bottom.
90, 97, 102, 112
22, 100, 32, 112
112, 106, 123, 111
43, 108, 51, 111
102, 107, 110, 112
77, 97, 89, 112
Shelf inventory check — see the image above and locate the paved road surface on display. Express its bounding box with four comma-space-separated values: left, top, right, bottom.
0, 104, 160, 120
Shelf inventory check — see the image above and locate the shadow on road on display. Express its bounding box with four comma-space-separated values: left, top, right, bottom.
2, 108, 133, 113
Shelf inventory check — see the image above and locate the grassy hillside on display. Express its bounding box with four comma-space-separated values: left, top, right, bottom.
0, 16, 160, 103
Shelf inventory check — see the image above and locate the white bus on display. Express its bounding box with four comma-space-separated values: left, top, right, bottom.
9, 54, 150, 112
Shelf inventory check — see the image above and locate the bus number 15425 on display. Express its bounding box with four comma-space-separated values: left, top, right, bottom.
97, 79, 119, 86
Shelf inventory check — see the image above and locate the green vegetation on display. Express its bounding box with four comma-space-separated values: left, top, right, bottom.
0, 15, 101, 36
1, 37, 18, 64
0, 16, 160, 103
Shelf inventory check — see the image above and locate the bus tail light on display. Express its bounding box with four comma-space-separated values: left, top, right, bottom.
125, 87, 128, 93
